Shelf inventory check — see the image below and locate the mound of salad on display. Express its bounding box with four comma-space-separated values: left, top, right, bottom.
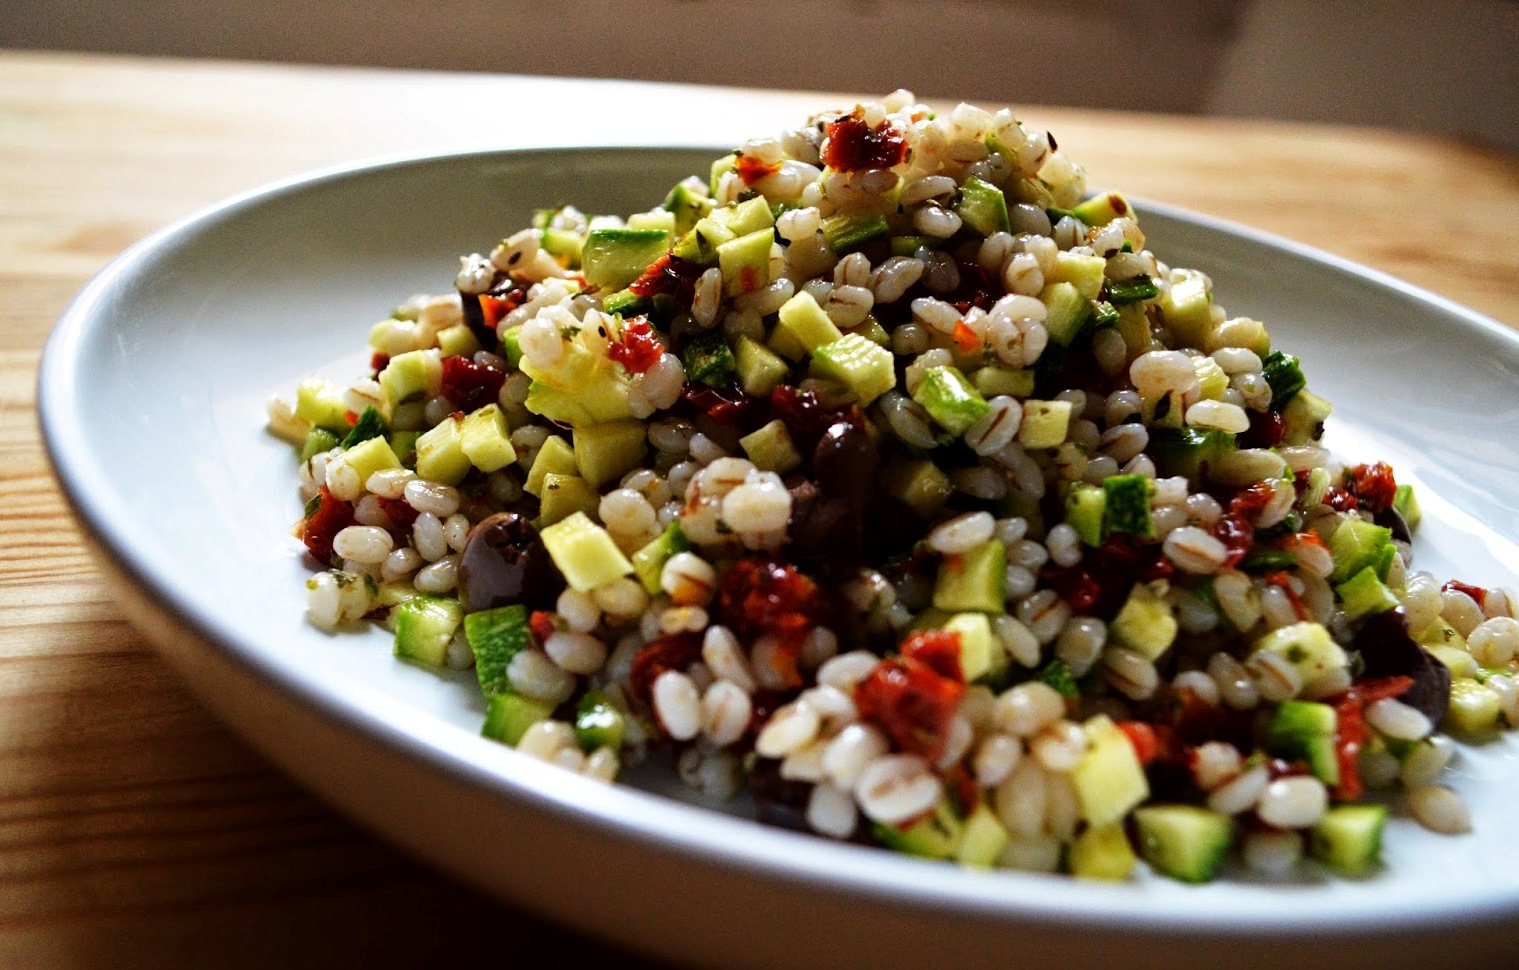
267, 90, 1519, 883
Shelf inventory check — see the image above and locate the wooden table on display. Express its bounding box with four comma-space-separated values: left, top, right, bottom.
4, 50, 1518, 968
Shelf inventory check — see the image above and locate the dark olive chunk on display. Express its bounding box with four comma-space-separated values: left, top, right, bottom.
457, 512, 564, 613
1354, 607, 1452, 725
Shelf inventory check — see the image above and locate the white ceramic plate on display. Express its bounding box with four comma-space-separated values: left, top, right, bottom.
40, 148, 1519, 970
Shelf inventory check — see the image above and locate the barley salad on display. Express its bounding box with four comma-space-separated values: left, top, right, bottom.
267, 91, 1518, 884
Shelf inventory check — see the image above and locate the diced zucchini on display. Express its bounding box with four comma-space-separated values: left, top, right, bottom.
683, 329, 737, 388
1068, 824, 1137, 881
602, 289, 650, 318
460, 404, 517, 473
1102, 474, 1155, 538
541, 227, 585, 266
821, 211, 890, 253
734, 335, 790, 396
389, 430, 420, 468
1158, 274, 1213, 348
393, 595, 463, 669
1016, 399, 1072, 449
739, 420, 803, 474
708, 153, 737, 196
1416, 616, 1467, 653
1135, 805, 1234, 884
716, 228, 774, 297
481, 692, 556, 746
1105, 276, 1159, 305
573, 420, 648, 488
341, 406, 388, 448
1252, 622, 1347, 687
1264, 700, 1340, 785
343, 434, 403, 485
582, 228, 672, 290
575, 689, 627, 752
972, 366, 1035, 398
627, 209, 676, 233
1281, 388, 1332, 445
874, 798, 964, 860
413, 416, 472, 486
299, 427, 342, 462
663, 180, 714, 235
1445, 678, 1503, 734
1047, 251, 1106, 301
295, 376, 352, 431
522, 342, 635, 426
464, 604, 531, 696
1109, 582, 1177, 661
1262, 350, 1307, 409
1072, 191, 1133, 227
1072, 715, 1150, 829
1393, 483, 1422, 530
1064, 483, 1107, 547
811, 333, 896, 405
437, 323, 482, 358
1336, 566, 1399, 622
1328, 517, 1394, 584
539, 512, 635, 592
632, 522, 691, 595
912, 366, 990, 436
954, 804, 1011, 869
379, 349, 442, 410
1040, 281, 1090, 346
538, 472, 601, 527
713, 197, 776, 237
499, 325, 525, 367
525, 434, 577, 496
932, 539, 1006, 613
769, 292, 844, 362
954, 177, 1010, 236
942, 612, 1005, 685
1309, 804, 1386, 876
884, 459, 954, 518
1192, 356, 1229, 401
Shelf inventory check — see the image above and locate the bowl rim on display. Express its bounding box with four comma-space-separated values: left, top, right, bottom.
36, 144, 1519, 940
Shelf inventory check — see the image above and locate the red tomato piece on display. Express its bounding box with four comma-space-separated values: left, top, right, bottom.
1348, 462, 1397, 515
821, 110, 909, 172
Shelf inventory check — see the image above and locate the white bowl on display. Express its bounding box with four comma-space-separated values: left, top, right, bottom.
39, 147, 1519, 970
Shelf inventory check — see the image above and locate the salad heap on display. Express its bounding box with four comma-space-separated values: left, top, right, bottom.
268, 91, 1519, 883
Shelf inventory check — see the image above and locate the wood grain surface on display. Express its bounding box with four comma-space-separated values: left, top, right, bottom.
3, 49, 1517, 969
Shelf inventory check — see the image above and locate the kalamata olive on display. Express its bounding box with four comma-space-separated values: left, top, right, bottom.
814, 419, 877, 499
1375, 505, 1413, 545
456, 512, 564, 613
1354, 607, 1452, 725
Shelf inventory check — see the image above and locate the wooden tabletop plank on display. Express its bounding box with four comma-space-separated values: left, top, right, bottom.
3, 49, 1517, 969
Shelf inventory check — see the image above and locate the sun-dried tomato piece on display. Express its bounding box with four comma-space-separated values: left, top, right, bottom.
369, 351, 390, 376
854, 656, 966, 761
1443, 579, 1488, 608
717, 558, 822, 644
627, 252, 704, 309
1324, 486, 1359, 512
480, 290, 523, 329
376, 496, 418, 534
681, 382, 757, 426
1116, 721, 1163, 766
900, 629, 964, 683
440, 354, 507, 412
301, 486, 355, 565
735, 153, 781, 185
607, 316, 664, 374
529, 609, 558, 643
1348, 462, 1397, 515
629, 634, 704, 705
821, 109, 909, 172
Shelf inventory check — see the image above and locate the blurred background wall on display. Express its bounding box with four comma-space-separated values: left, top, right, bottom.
4, 0, 1516, 150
